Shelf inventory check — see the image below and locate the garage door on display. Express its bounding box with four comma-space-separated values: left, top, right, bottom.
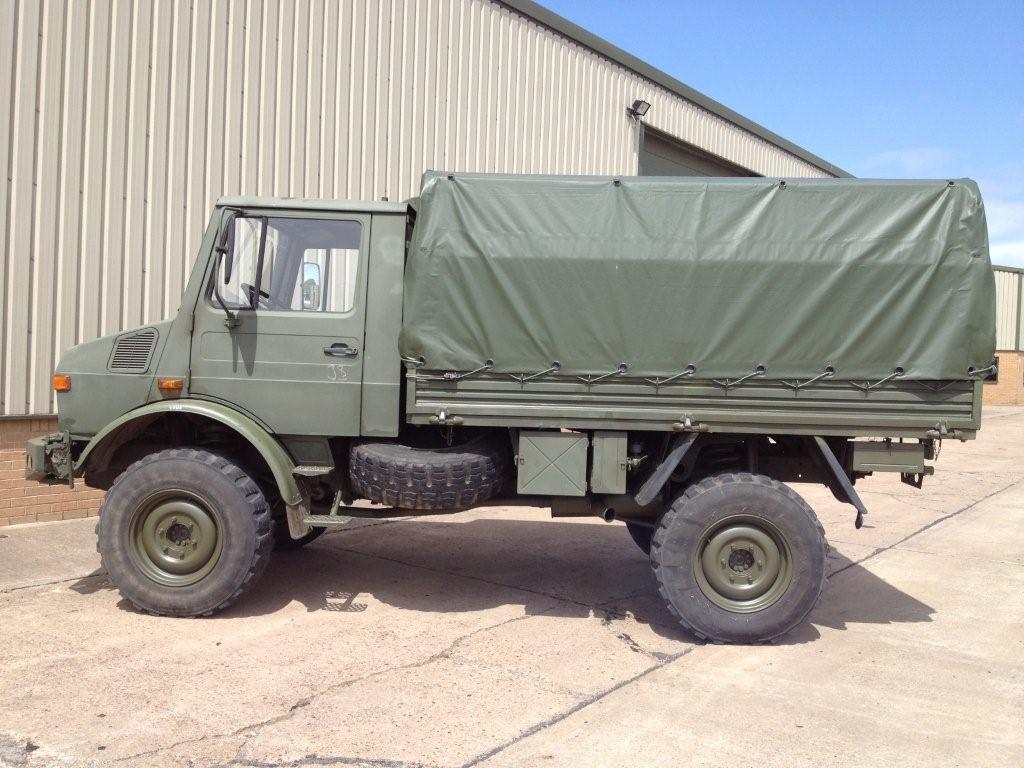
639, 126, 756, 177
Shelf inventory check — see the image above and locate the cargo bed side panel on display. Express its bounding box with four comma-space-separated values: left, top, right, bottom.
406, 374, 981, 439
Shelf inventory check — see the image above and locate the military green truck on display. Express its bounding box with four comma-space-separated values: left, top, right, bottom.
26, 173, 996, 643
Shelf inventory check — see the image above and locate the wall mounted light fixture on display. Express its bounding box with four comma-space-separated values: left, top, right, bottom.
626, 99, 651, 119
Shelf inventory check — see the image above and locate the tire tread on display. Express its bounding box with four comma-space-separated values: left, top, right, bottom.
349, 436, 509, 510
650, 472, 827, 644
96, 447, 273, 617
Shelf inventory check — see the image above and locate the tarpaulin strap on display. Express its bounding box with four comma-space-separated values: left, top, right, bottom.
508, 361, 561, 383
645, 364, 697, 387
577, 363, 628, 385
412, 360, 494, 382
852, 367, 905, 391
782, 366, 835, 390
712, 365, 766, 389
968, 364, 997, 378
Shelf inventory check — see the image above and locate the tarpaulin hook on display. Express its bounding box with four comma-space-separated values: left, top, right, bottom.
509, 361, 561, 384
440, 359, 494, 381
645, 364, 697, 387
968, 363, 997, 378
578, 363, 628, 385
853, 366, 904, 391
401, 355, 425, 368
407, 358, 494, 382
784, 366, 835, 390
713, 365, 766, 389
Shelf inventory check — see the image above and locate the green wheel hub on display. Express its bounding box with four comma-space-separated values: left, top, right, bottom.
129, 491, 223, 587
693, 515, 793, 613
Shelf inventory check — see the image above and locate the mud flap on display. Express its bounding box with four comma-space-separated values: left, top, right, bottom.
285, 504, 312, 539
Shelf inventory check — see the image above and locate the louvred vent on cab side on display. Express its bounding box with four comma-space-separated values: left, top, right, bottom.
108, 328, 158, 373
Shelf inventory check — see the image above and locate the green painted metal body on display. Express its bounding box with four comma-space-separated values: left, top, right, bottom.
849, 441, 927, 473
76, 400, 304, 506
591, 431, 628, 494
515, 432, 589, 496
406, 374, 983, 439
36, 175, 995, 507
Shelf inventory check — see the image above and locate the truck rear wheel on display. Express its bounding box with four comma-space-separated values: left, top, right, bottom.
350, 432, 510, 510
96, 448, 273, 616
651, 472, 826, 644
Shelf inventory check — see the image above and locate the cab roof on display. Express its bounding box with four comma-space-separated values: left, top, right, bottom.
216, 196, 410, 215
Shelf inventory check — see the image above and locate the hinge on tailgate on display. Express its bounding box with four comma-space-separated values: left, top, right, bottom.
925, 422, 965, 440
671, 416, 710, 433
429, 408, 463, 426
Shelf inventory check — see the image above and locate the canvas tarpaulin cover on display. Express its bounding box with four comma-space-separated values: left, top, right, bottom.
399, 173, 995, 381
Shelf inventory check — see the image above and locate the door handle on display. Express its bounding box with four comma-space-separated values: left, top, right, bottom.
324, 343, 359, 358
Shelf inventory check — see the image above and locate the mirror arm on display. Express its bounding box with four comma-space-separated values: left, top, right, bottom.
212, 206, 243, 328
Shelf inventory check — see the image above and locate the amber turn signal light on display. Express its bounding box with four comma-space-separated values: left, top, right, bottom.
157, 377, 185, 392
52, 374, 72, 392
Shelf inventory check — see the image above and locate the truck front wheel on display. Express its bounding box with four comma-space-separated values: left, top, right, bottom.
651, 472, 826, 644
96, 448, 273, 616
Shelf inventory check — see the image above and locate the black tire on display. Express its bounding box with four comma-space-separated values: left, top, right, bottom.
625, 521, 654, 555
651, 472, 826, 644
96, 448, 273, 616
273, 521, 327, 550
350, 433, 510, 510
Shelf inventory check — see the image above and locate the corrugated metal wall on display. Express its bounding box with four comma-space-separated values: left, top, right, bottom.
1, 0, 833, 417
994, 267, 1023, 352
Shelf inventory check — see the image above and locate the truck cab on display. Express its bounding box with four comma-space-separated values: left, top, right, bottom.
31, 198, 410, 448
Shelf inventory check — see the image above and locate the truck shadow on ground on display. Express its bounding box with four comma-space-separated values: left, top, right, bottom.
70, 516, 934, 645
225, 517, 933, 644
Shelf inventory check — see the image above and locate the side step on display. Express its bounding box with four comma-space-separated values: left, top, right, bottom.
292, 465, 333, 478
302, 513, 354, 528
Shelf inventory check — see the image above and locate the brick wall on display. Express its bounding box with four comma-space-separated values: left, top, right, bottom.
0, 418, 105, 526
983, 351, 1024, 406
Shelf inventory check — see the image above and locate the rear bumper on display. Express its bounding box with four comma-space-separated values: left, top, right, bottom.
25, 432, 73, 485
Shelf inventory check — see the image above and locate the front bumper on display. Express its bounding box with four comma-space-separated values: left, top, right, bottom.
25, 432, 74, 486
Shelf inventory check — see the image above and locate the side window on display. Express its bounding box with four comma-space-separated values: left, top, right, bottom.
293, 246, 360, 312
215, 217, 361, 312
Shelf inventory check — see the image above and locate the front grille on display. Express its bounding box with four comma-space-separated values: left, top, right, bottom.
108, 328, 158, 372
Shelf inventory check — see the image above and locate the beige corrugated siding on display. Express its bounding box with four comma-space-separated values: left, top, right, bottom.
994, 267, 1023, 352
1, 0, 833, 417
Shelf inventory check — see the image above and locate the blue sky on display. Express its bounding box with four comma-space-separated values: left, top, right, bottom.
541, 0, 1024, 266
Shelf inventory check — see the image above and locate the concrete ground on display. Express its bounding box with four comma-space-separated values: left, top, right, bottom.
1, 410, 1023, 768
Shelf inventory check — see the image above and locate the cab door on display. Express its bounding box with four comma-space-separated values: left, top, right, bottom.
189, 210, 370, 436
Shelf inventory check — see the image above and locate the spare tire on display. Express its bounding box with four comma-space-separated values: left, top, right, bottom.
350, 432, 511, 510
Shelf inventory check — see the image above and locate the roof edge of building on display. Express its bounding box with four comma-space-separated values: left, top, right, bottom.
498, 0, 851, 178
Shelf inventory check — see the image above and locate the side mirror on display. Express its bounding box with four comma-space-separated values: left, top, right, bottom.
301, 262, 322, 310
215, 211, 238, 283
213, 209, 242, 328
216, 244, 234, 284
